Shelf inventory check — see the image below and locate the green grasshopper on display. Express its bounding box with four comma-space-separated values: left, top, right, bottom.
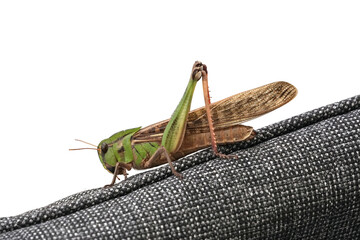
71, 61, 297, 187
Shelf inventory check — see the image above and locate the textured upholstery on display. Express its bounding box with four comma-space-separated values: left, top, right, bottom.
1, 95, 359, 239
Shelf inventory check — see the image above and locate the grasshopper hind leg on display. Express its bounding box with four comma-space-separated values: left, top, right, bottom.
201, 66, 238, 159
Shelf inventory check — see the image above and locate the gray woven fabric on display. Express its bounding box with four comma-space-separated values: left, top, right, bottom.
0, 95, 359, 239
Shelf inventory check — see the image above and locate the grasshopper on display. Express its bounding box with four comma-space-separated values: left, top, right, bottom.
71, 61, 297, 187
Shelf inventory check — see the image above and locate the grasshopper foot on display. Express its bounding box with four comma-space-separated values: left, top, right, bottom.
215, 152, 238, 159
173, 171, 184, 180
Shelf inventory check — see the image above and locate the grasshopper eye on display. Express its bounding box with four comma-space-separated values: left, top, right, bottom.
101, 143, 108, 154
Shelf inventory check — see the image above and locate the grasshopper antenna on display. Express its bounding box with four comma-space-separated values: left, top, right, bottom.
74, 139, 98, 147
69, 139, 99, 151
69, 148, 99, 151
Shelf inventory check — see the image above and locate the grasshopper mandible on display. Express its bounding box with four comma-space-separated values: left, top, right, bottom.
70, 61, 297, 187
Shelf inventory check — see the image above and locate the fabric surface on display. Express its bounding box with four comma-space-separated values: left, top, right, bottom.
0, 95, 359, 239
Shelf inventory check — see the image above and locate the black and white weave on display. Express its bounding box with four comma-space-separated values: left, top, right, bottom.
0, 95, 359, 239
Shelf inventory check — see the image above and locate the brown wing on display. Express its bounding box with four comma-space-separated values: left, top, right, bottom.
133, 81, 297, 142
186, 81, 297, 133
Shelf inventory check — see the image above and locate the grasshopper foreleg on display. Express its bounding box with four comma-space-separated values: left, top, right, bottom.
104, 162, 130, 188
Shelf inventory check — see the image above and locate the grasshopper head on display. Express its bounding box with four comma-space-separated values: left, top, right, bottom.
97, 127, 141, 174
97, 139, 119, 174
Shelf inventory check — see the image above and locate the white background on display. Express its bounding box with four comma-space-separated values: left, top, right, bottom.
0, 1, 359, 217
